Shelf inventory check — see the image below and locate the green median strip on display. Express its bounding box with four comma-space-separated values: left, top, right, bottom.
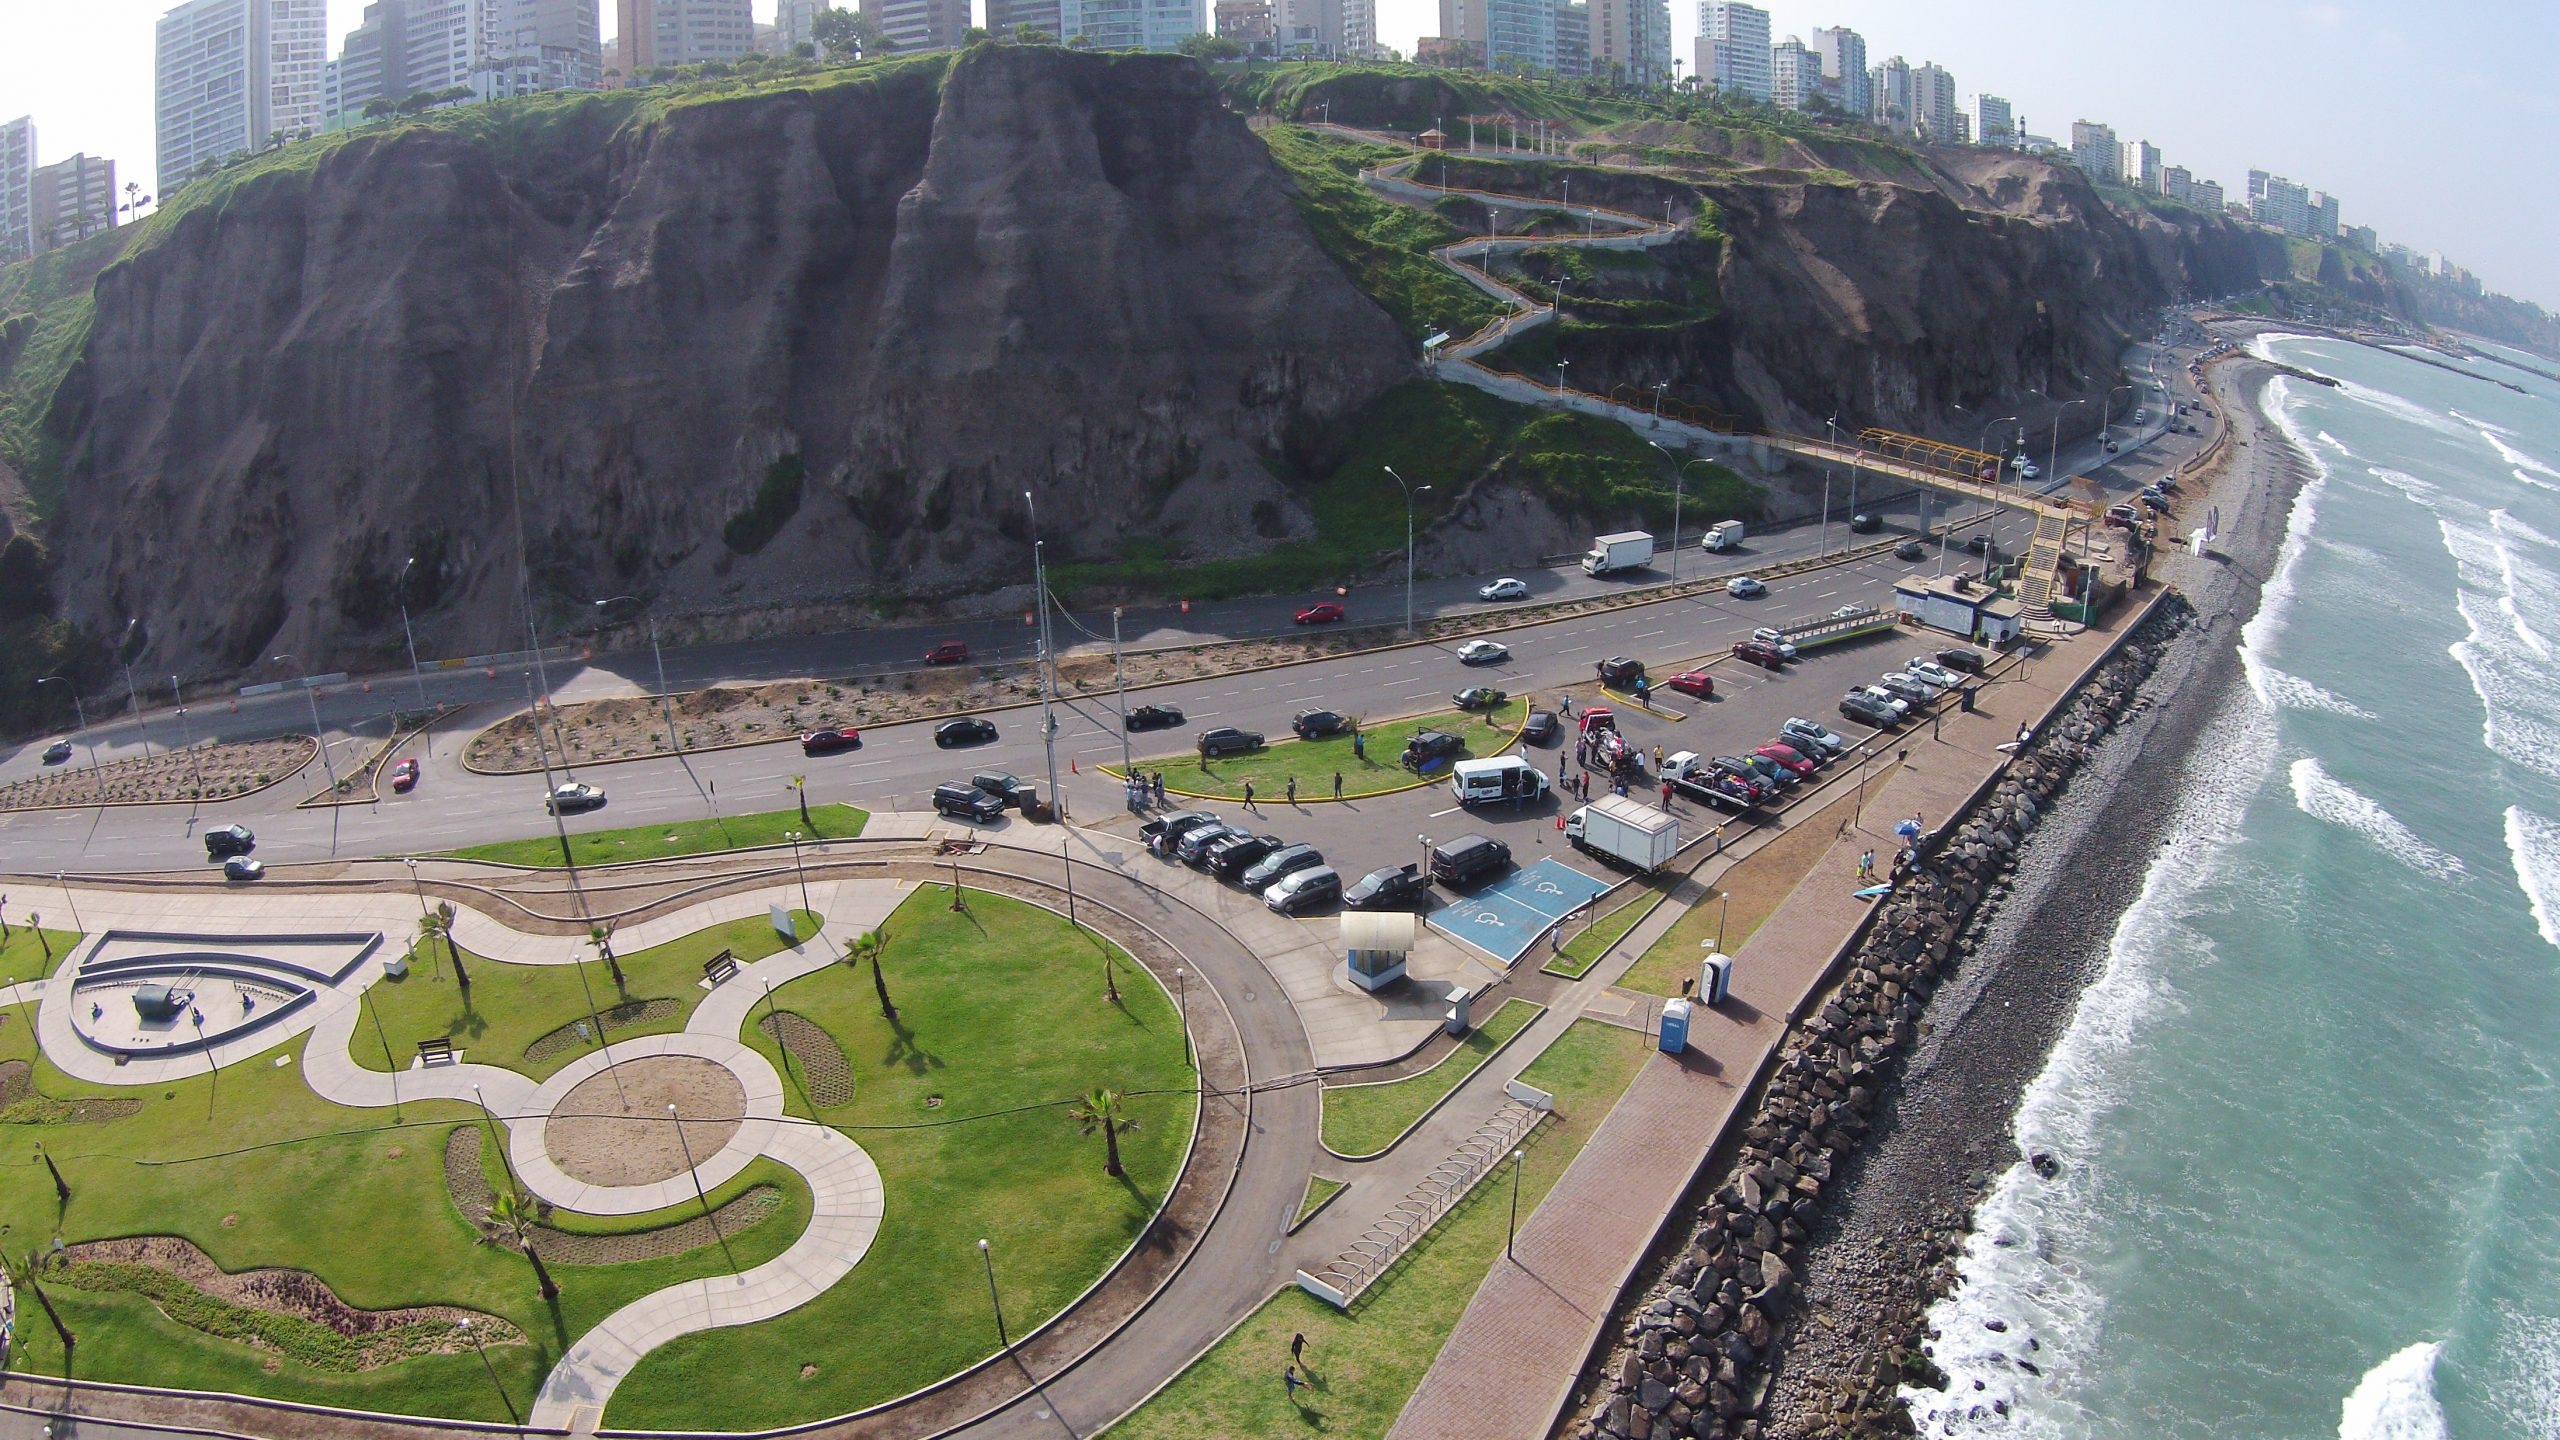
1127, 700, 1524, 803
440, 803, 867, 867
1540, 891, 1660, 979
1319, 998, 1540, 1159
1293, 1176, 1348, 1231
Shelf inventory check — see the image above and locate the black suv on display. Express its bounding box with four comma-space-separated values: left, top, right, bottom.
936, 718, 998, 748
1344, 864, 1433, 911
1429, 834, 1512, 889
1401, 729, 1466, 772
204, 823, 256, 859
1850, 513, 1882, 533
1292, 709, 1352, 740
1198, 726, 1265, 758
1140, 810, 1218, 845
972, 771, 1036, 808
1597, 656, 1646, 688
1206, 833, 1283, 880
933, 783, 1005, 823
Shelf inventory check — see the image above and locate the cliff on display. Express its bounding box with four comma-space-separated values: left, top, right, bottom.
27, 47, 1407, 679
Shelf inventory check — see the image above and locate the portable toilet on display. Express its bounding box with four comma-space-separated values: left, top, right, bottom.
1658, 997, 1692, 1054
1445, 985, 1474, 1037
1700, 951, 1734, 1006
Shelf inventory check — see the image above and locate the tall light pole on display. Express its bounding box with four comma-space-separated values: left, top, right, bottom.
1383, 466, 1431, 637
2100, 383, 2134, 444
594, 595, 680, 765
37, 677, 104, 803
1023, 490, 1061, 819
978, 1237, 1010, 1351
396, 558, 432, 753
670, 1103, 735, 1270
1650, 443, 1712, 580
1111, 606, 1132, 774
170, 674, 205, 806
784, 831, 812, 915
1553, 358, 1570, 396
2049, 398, 2091, 489
455, 1318, 520, 1434
273, 654, 339, 799
1506, 1146, 1526, 1260
118, 619, 151, 758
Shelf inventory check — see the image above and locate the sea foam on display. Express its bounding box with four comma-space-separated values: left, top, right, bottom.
2290, 758, 2467, 879
2505, 807, 2560, 952
2337, 1342, 2451, 1440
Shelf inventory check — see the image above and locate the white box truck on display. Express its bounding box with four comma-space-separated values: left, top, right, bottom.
1564, 794, 1681, 872
1703, 520, 1746, 551
1582, 531, 1655, 576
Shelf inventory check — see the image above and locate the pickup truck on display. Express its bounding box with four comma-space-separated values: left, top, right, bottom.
1662, 751, 1761, 812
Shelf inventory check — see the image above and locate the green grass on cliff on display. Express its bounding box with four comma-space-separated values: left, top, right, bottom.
1257, 125, 1504, 341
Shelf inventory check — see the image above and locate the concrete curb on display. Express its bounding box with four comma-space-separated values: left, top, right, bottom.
1318, 999, 1549, 1163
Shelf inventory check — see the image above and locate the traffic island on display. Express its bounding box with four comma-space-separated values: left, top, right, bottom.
1121, 699, 1527, 802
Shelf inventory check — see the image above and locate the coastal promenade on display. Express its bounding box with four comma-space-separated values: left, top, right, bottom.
1387, 592, 2166, 1440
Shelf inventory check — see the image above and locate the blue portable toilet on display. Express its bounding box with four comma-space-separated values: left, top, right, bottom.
1658, 998, 1692, 1054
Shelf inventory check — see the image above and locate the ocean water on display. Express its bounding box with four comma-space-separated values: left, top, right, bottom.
1908, 334, 2560, 1440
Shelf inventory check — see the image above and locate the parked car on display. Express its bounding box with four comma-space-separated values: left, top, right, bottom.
1754, 742, 1818, 778
1596, 655, 1646, 688
1733, 639, 1787, 670
1478, 577, 1528, 601
1455, 639, 1509, 665
389, 758, 421, 792
1894, 540, 1927, 561
1855, 684, 1911, 716
41, 739, 72, 764
547, 781, 606, 814
2139, 493, 2172, 515
1936, 648, 1988, 674
1841, 691, 1902, 727
1453, 686, 1508, 710
1750, 627, 1798, 660
1850, 513, 1882, 533
924, 640, 970, 666
1344, 863, 1433, 911
1139, 811, 1218, 846
1428, 834, 1512, 889
1197, 726, 1265, 758
223, 856, 266, 882
1295, 602, 1345, 625
1176, 822, 1247, 865
2105, 504, 2140, 530
204, 823, 256, 858
1520, 710, 1560, 746
1907, 658, 1964, 689
1265, 865, 1342, 915
1726, 576, 1767, 598
1780, 717, 1848, 758
933, 782, 1006, 823
1206, 833, 1283, 880
1665, 671, 1715, 699
1876, 672, 1937, 705
1125, 703, 1185, 731
936, 718, 998, 748
1292, 709, 1352, 740
800, 728, 860, 756
2018, 462, 2041, 480
1242, 843, 1325, 891
972, 770, 1036, 808
1401, 729, 1467, 771
1731, 752, 1801, 789
1705, 760, 1778, 804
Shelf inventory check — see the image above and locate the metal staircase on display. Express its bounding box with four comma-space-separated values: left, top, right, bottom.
2018, 512, 2070, 622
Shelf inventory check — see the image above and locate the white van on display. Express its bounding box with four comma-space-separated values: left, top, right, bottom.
1450, 756, 1551, 807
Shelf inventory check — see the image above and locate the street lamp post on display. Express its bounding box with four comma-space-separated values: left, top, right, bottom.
456, 1318, 521, 1434
170, 674, 205, 805
2050, 398, 2091, 489
1111, 606, 1133, 774
1174, 966, 1189, 1068
1553, 358, 1570, 396
2101, 384, 2134, 443
36, 678, 104, 803
1023, 491, 1062, 820
670, 1103, 735, 1270
272, 655, 340, 800
396, 558, 432, 752
1383, 467, 1432, 638
785, 831, 812, 916
118, 619, 151, 759
978, 1238, 1010, 1351
1506, 1147, 1526, 1260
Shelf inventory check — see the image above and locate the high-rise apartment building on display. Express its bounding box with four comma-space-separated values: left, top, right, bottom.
156, 0, 328, 185
987, 0, 1063, 39
2162, 164, 2192, 202
777, 0, 832, 47
1591, 0, 1668, 84
1975, 94, 2012, 147
1274, 0, 1346, 57
31, 153, 117, 252
0, 117, 32, 264
1339, 0, 1376, 58
2343, 223, 2376, 253
2070, 120, 2120, 183
328, 0, 598, 124
1868, 55, 1911, 130
620, 0, 753, 68
862, 0, 968, 50
1806, 24, 1864, 117
1552, 0, 1588, 74
1058, 0, 1203, 51
1768, 37, 1811, 110
1442, 0, 1552, 70
2247, 170, 2314, 235
484, 0, 604, 94
1213, 0, 1273, 40
1695, 2, 1768, 102
1911, 61, 1957, 143
2311, 191, 2340, 239
2193, 178, 2223, 212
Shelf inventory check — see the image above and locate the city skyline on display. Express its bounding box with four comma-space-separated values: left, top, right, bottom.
0, 0, 2552, 309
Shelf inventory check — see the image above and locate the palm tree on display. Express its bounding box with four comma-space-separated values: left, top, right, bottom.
476, 1188, 559, 1300
588, 921, 625, 990
5, 1249, 74, 1366
2, 893, 14, 942
789, 773, 812, 831
31, 914, 48, 963
848, 930, 894, 1020
1070, 1088, 1140, 1178
421, 902, 468, 993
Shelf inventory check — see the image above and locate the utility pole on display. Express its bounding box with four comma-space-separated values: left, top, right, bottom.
118, 619, 151, 758
1025, 490, 1062, 820
396, 557, 432, 752
1112, 606, 1132, 774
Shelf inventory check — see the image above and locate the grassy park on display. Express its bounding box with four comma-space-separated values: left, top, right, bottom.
0, 924, 81, 988
443, 803, 867, 868
1110, 1019, 1651, 1440
613, 885, 1198, 1425
1133, 700, 1525, 803
1319, 999, 1541, 1158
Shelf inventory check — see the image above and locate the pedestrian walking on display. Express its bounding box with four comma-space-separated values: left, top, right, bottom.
1333, 770, 1344, 799
1660, 779, 1674, 812
1560, 695, 1573, 719
1353, 732, 1366, 761
1243, 779, 1256, 811
1857, 850, 1876, 881
1291, 1332, 1307, 1363
1286, 775, 1298, 806
1284, 1366, 1307, 1402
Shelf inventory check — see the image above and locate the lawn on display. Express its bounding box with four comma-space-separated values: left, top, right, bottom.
1137, 700, 1525, 803
610, 885, 1198, 1427
356, 910, 822, 1079
1320, 999, 1540, 1159
0, 1013, 808, 1422
442, 803, 867, 868
1540, 889, 1658, 979
1106, 1019, 1652, 1440
0, 925, 81, 989
1295, 1176, 1347, 1229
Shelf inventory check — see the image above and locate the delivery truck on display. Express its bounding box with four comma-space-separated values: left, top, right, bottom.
1582, 531, 1656, 576
1564, 794, 1682, 873
1703, 519, 1746, 552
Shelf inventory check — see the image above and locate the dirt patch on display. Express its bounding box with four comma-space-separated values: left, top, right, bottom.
0, 1058, 26, 1107
0, 737, 314, 811
442, 1127, 784, 1264
0, 1061, 144, 1125
544, 1055, 747, 1187
521, 997, 683, 1065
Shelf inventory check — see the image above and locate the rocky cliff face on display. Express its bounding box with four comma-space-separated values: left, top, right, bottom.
41, 48, 1407, 677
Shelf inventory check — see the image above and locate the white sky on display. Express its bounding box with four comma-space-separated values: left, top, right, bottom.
2, 0, 2553, 309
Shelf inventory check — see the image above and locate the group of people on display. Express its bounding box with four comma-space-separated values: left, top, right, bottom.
1123, 771, 1168, 811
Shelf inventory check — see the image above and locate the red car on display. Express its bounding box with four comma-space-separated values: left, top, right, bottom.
1732, 639, 1787, 670
800, 728, 860, 756
1579, 707, 1616, 736
1295, 602, 1345, 625
1753, 743, 1818, 778
924, 640, 970, 665
389, 758, 420, 792
1665, 670, 1715, 699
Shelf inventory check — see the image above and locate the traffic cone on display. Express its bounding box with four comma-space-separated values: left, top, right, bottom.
1071, 758, 1079, 773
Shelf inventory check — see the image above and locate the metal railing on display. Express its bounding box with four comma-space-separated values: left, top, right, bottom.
1298, 1096, 1550, 1308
